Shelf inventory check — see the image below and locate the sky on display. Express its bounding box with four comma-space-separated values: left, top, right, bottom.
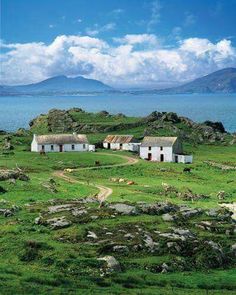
1, 0, 236, 88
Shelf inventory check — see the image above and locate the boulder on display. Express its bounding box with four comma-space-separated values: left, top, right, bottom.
0, 170, 29, 181
112, 245, 129, 254
162, 213, 175, 222
139, 202, 177, 215
46, 216, 71, 229
98, 256, 121, 275
48, 204, 73, 214
179, 207, 202, 218
109, 203, 138, 215
71, 208, 88, 217
87, 231, 98, 239
143, 234, 159, 252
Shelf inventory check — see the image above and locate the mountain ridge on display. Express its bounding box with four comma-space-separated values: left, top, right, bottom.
139, 68, 236, 94
1, 68, 236, 95
0, 75, 113, 94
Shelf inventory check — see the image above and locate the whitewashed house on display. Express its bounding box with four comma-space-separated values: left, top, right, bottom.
139, 136, 193, 163
31, 133, 95, 152
103, 135, 140, 152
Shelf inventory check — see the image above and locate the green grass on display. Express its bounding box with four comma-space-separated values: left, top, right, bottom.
0, 135, 236, 294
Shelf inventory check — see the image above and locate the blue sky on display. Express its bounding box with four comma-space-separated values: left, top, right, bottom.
1, 0, 236, 87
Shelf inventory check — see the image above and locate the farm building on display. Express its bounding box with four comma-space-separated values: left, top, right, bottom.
139, 136, 192, 163
103, 135, 140, 152
31, 133, 95, 152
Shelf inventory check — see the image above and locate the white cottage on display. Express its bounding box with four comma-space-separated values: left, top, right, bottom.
103, 135, 140, 152
139, 136, 192, 163
31, 133, 94, 153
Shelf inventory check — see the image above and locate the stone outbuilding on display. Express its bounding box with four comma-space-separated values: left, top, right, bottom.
103, 135, 140, 152
31, 133, 95, 153
139, 136, 192, 163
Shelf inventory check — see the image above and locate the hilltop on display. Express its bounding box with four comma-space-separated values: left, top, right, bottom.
28, 108, 234, 145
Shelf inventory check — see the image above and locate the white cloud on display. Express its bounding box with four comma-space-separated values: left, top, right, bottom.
147, 1, 162, 32
183, 12, 196, 27
85, 22, 116, 36
114, 34, 159, 46
0, 34, 235, 86
110, 8, 124, 15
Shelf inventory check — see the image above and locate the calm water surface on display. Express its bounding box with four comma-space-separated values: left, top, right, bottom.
0, 93, 235, 132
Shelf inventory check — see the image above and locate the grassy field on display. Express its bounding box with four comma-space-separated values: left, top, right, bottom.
0, 134, 235, 294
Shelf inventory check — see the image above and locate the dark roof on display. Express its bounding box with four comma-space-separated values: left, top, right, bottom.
141, 137, 178, 147
34, 134, 88, 145
104, 135, 135, 144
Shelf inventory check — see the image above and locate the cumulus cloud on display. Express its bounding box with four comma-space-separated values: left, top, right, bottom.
0, 34, 235, 86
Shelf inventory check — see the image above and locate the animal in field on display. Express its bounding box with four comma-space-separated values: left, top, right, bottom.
40, 150, 46, 156
183, 167, 191, 173
95, 161, 100, 166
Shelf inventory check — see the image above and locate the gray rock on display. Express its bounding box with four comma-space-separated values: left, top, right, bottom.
138, 202, 177, 215
109, 203, 138, 215
87, 231, 98, 239
0, 209, 14, 217
48, 204, 73, 213
34, 216, 42, 225
143, 234, 159, 252
179, 207, 202, 218
161, 263, 169, 273
172, 228, 193, 237
112, 245, 129, 253
46, 216, 71, 229
98, 256, 121, 275
159, 232, 186, 241
167, 242, 181, 253
162, 213, 175, 221
71, 209, 87, 216
124, 233, 135, 239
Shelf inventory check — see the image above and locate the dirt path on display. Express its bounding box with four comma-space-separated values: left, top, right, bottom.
53, 152, 139, 202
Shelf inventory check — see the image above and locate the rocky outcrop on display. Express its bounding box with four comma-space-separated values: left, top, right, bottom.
0, 170, 29, 181
29, 108, 232, 144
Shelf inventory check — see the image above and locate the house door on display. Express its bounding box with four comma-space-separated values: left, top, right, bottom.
107, 143, 110, 149
59, 145, 63, 152
120, 143, 123, 149
175, 155, 178, 163
160, 154, 164, 162
148, 153, 152, 161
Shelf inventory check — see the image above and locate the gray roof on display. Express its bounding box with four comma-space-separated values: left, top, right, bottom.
104, 135, 135, 144
34, 134, 88, 145
141, 136, 178, 147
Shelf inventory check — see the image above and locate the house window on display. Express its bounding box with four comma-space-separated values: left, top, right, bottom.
71, 144, 75, 150
83, 144, 86, 149
51, 145, 54, 151
160, 146, 163, 151
148, 146, 151, 151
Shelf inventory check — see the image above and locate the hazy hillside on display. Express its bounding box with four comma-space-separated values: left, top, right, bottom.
153, 68, 236, 94
0, 75, 112, 94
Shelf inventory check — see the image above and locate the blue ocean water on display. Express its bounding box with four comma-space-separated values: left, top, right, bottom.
0, 93, 235, 132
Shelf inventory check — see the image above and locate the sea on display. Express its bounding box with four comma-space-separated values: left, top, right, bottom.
0, 93, 236, 133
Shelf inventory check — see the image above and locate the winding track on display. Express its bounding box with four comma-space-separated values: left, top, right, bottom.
53, 152, 139, 202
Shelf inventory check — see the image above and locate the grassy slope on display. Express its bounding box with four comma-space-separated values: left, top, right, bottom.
0, 135, 236, 294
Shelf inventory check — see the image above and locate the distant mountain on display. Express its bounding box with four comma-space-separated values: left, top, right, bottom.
0, 75, 113, 95
149, 68, 236, 94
